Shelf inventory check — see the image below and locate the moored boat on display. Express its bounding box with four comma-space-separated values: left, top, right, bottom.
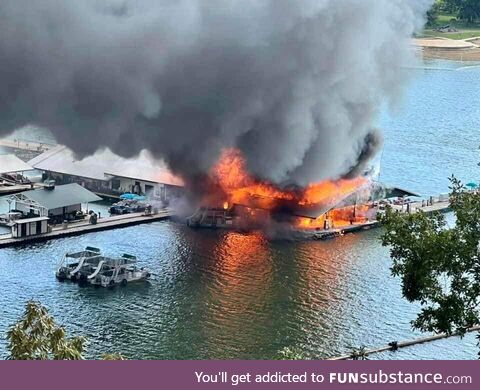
55, 246, 102, 281
56, 249, 150, 287
89, 257, 151, 288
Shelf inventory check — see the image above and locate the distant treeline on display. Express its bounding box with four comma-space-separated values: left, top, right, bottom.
428, 0, 480, 25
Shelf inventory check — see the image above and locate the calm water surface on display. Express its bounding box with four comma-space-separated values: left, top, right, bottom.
0, 60, 479, 359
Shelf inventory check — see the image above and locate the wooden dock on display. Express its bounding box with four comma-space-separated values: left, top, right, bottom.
305, 198, 452, 240
0, 210, 174, 248
0, 139, 54, 153
0, 183, 45, 196
307, 221, 380, 240
328, 325, 480, 360
392, 199, 452, 214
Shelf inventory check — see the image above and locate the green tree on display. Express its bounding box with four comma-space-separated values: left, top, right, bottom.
349, 346, 369, 360
440, 0, 460, 13
102, 353, 127, 360
426, 2, 441, 26
380, 177, 480, 358
7, 301, 85, 360
442, 0, 480, 23
276, 346, 306, 360
458, 0, 480, 23
7, 301, 126, 360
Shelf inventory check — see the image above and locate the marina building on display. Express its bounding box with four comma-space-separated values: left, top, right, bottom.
0, 154, 37, 195
7, 182, 102, 224
0, 154, 33, 174
28, 146, 184, 202
11, 217, 49, 238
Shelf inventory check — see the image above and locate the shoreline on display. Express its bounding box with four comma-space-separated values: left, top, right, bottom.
413, 37, 480, 61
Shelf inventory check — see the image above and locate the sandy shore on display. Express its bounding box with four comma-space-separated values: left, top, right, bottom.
413, 38, 480, 61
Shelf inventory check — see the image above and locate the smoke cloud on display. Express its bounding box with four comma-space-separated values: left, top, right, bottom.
0, 0, 432, 187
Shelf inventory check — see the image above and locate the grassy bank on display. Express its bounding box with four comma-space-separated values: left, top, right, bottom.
422, 13, 480, 40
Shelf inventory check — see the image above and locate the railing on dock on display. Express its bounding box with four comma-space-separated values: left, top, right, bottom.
0, 138, 55, 153
328, 325, 480, 360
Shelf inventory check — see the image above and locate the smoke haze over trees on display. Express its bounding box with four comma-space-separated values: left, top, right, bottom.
0, 0, 432, 188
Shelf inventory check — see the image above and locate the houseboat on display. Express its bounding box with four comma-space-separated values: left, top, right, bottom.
55, 246, 102, 281
56, 248, 150, 287
88, 254, 151, 287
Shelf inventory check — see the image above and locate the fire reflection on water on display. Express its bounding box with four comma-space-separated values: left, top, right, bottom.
198, 229, 362, 358
200, 231, 274, 356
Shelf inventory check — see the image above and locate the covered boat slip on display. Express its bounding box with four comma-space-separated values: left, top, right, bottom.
0, 181, 173, 247
5, 183, 102, 223
0, 208, 174, 248
28, 145, 184, 201
0, 154, 33, 174
0, 154, 39, 195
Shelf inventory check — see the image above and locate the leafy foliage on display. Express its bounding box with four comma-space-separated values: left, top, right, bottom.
477, 333, 480, 358
276, 346, 306, 360
7, 301, 85, 360
380, 177, 480, 342
349, 346, 369, 360
426, 2, 441, 26
102, 353, 127, 360
7, 301, 126, 360
439, 0, 480, 23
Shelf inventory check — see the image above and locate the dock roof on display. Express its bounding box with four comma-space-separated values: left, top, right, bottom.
28, 146, 106, 180
13, 216, 50, 224
0, 154, 33, 174
382, 186, 421, 199
20, 183, 102, 210
28, 146, 184, 186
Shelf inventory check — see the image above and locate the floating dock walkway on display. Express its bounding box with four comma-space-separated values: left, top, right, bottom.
0, 139, 54, 153
398, 198, 451, 214
307, 198, 452, 240
0, 181, 48, 196
0, 192, 456, 246
0, 210, 174, 248
328, 325, 480, 360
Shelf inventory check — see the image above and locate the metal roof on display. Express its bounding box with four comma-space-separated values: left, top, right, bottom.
13, 216, 50, 224
384, 187, 420, 198
28, 146, 106, 180
20, 183, 102, 210
29, 146, 184, 186
0, 154, 33, 174
104, 172, 183, 187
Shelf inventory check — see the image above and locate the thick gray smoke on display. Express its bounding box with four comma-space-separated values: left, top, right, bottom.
0, 0, 432, 187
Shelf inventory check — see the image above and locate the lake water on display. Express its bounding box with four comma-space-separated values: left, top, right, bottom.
0, 60, 479, 359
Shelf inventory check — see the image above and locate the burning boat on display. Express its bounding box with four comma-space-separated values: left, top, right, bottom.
187, 148, 417, 233
187, 205, 235, 228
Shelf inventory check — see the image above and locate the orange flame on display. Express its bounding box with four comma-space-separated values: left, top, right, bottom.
296, 204, 373, 230
212, 148, 295, 203
208, 148, 370, 228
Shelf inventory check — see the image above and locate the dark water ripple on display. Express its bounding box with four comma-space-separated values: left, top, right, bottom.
1, 223, 476, 359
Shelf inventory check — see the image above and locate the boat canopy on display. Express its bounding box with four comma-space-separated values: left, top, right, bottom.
120, 193, 146, 201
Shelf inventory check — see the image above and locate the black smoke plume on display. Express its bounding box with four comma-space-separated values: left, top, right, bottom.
0, 0, 433, 186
